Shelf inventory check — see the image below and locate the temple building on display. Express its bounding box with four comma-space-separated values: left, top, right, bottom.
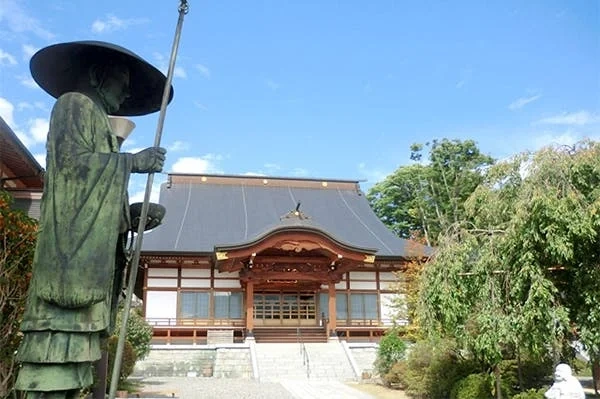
1, 118, 429, 344
140, 173, 429, 344
0, 117, 44, 218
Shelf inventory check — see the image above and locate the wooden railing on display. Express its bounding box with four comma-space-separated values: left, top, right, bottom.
148, 319, 246, 345
145, 316, 400, 344
146, 317, 245, 327
336, 318, 398, 326
146, 317, 399, 327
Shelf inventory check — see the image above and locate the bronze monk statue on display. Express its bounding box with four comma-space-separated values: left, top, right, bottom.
15, 41, 173, 398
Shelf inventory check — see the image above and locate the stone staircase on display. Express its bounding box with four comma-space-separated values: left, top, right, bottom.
133, 341, 363, 382
303, 342, 357, 381
254, 342, 356, 382
254, 343, 309, 381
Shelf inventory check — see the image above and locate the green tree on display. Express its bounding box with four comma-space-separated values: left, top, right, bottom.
419, 141, 600, 397
0, 191, 37, 398
368, 139, 494, 246
368, 139, 494, 330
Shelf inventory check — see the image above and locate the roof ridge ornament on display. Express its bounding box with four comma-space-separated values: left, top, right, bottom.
280, 201, 310, 220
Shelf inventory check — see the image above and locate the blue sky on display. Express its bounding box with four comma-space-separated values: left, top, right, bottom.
0, 0, 598, 201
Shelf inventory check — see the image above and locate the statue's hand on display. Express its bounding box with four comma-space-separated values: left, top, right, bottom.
132, 147, 166, 173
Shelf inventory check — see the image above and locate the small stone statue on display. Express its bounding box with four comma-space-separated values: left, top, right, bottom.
15, 41, 172, 398
545, 363, 586, 399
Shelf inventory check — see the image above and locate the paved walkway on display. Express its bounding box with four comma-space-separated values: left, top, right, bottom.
136, 377, 375, 399
280, 380, 374, 399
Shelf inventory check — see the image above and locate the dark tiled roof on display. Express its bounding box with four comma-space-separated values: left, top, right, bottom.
142, 174, 429, 258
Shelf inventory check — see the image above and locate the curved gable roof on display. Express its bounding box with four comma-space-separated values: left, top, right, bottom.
215, 213, 378, 255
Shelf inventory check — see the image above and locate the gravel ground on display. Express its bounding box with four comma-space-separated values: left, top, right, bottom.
136, 377, 295, 399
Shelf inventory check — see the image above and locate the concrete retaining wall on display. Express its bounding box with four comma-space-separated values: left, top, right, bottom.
133, 344, 251, 378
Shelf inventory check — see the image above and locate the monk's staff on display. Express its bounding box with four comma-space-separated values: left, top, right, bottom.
108, 1, 189, 397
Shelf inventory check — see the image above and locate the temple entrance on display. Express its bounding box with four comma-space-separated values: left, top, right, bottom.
253, 292, 318, 326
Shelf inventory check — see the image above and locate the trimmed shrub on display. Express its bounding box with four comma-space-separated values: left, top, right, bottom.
383, 361, 406, 388
400, 338, 480, 399
450, 373, 493, 399
511, 388, 546, 399
106, 335, 137, 390
114, 306, 153, 361
375, 329, 407, 378
498, 358, 553, 397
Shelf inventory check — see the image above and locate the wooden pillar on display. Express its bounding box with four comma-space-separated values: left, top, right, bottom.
142, 265, 148, 318
246, 280, 254, 335
328, 282, 337, 336
92, 348, 108, 398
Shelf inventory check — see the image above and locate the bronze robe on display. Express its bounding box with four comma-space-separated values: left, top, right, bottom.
17, 92, 132, 392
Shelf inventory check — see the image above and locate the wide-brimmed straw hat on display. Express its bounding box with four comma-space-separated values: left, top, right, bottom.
30, 40, 174, 116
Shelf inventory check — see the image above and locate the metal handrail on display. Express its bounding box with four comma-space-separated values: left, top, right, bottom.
297, 328, 311, 378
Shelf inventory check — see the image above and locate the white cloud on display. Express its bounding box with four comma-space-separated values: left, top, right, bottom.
16, 131, 33, 147
0, 97, 16, 126
18, 102, 32, 110
19, 75, 39, 89
240, 163, 281, 176
120, 138, 137, 150
167, 140, 189, 152
358, 162, 390, 185
129, 174, 165, 204
91, 20, 107, 33
532, 131, 578, 149
126, 147, 145, 155
204, 153, 224, 161
263, 163, 281, 171
508, 94, 541, 110
153, 52, 187, 79
171, 155, 223, 174
290, 167, 309, 177
22, 44, 38, 60
3, 115, 50, 148
455, 67, 473, 89
530, 130, 600, 150
91, 14, 149, 34
174, 66, 187, 79
34, 101, 48, 111
536, 111, 598, 126
0, 49, 17, 65
193, 101, 208, 111
196, 64, 211, 78
29, 118, 49, 142
266, 79, 280, 91
0, 0, 55, 40
18, 101, 49, 112
33, 153, 46, 169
